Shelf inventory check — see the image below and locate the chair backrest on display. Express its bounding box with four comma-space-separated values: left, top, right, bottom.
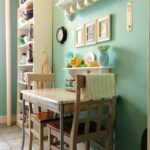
27, 73, 55, 90
71, 75, 116, 146
27, 73, 55, 113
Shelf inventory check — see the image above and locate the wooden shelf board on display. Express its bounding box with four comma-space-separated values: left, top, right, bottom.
18, 18, 34, 30
18, 63, 34, 67
18, 41, 34, 49
18, 81, 34, 86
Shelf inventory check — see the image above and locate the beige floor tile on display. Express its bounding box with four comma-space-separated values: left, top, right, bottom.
0, 140, 12, 150
0, 135, 3, 140
2, 132, 22, 140
0, 125, 50, 150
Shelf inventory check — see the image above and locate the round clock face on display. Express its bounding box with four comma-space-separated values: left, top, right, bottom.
57, 29, 63, 41
56, 27, 67, 44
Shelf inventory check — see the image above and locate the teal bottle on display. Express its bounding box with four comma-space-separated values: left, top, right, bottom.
65, 52, 73, 67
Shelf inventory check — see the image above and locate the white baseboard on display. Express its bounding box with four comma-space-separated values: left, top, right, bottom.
0, 115, 16, 124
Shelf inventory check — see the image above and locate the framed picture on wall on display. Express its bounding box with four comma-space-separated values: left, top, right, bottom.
97, 15, 111, 43
85, 21, 96, 46
74, 25, 85, 47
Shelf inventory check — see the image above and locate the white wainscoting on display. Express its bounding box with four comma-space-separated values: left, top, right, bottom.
0, 115, 16, 124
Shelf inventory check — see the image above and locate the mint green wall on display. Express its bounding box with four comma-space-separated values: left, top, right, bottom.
0, 0, 7, 116
0, 0, 17, 116
11, 1, 17, 115
52, 0, 148, 150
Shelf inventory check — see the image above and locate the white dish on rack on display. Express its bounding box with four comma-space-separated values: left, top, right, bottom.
85, 52, 95, 64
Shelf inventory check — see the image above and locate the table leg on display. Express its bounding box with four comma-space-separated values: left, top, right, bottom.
60, 102, 64, 150
21, 99, 26, 150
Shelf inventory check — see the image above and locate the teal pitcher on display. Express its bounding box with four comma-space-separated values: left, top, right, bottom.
97, 45, 110, 66
99, 51, 109, 66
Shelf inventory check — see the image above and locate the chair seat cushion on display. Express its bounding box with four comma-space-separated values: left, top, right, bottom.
47, 117, 72, 137
32, 111, 57, 123
47, 117, 98, 137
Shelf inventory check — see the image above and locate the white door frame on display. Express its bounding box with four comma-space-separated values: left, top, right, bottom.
5, 0, 11, 126
148, 0, 150, 148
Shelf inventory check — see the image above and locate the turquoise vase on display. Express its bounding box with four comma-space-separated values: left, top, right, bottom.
99, 51, 109, 66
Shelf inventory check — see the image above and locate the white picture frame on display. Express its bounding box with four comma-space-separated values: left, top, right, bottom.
97, 15, 111, 43
85, 21, 96, 46
74, 25, 85, 47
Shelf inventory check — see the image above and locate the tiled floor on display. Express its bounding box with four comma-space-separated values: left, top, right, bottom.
0, 125, 90, 150
0, 124, 48, 150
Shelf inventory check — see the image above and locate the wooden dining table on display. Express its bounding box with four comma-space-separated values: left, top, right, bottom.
21, 88, 77, 150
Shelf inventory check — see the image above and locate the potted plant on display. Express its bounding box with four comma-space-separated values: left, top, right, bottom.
97, 45, 110, 66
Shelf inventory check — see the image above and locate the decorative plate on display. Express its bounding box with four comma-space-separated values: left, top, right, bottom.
85, 52, 95, 64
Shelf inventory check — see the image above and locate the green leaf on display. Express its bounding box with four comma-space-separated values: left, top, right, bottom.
97, 45, 110, 52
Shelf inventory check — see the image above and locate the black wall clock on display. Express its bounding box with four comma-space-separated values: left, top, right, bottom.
56, 27, 67, 44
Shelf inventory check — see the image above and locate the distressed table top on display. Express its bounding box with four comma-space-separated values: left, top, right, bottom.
21, 88, 76, 104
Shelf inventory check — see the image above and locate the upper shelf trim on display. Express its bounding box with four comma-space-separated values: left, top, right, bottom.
56, 0, 99, 18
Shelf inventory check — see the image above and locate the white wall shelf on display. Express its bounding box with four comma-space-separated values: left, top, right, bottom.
56, 0, 99, 19
63, 66, 113, 77
63, 66, 113, 70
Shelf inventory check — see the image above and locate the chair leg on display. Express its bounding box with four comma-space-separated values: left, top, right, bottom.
48, 128, 51, 150
70, 142, 77, 150
29, 121, 33, 150
39, 124, 44, 150
105, 132, 113, 150
85, 141, 90, 150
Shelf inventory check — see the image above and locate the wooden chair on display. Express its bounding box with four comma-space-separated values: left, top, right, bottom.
47, 75, 116, 150
27, 73, 56, 150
